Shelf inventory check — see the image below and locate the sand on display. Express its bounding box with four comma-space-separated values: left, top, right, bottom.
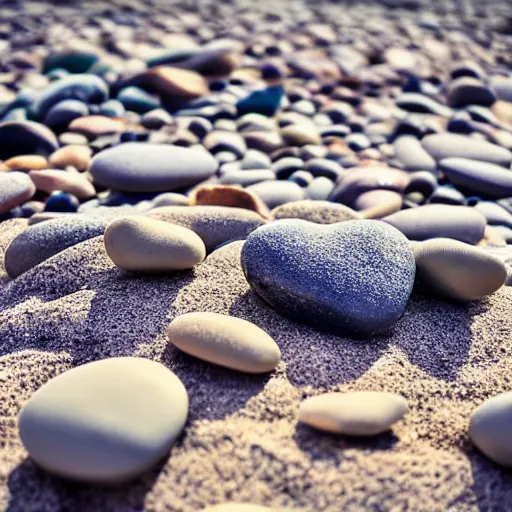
1, 227, 512, 512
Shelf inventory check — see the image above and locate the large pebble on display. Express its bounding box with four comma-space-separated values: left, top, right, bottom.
29, 170, 96, 200
0, 172, 36, 215
19, 357, 188, 483
104, 217, 206, 272
167, 312, 280, 373
393, 136, 436, 172
469, 392, 512, 467
0, 121, 59, 159
241, 219, 415, 337
422, 134, 512, 166
271, 200, 360, 224
90, 143, 218, 192
299, 392, 408, 436
414, 238, 506, 301
447, 77, 496, 108
383, 205, 486, 244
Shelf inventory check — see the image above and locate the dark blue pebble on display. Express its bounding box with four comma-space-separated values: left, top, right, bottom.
44, 191, 80, 213
236, 85, 284, 117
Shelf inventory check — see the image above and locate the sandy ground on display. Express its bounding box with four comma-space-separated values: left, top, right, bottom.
1, 226, 512, 512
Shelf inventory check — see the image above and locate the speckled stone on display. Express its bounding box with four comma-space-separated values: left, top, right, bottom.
19, 357, 188, 483
439, 158, 512, 198
0, 172, 36, 215
167, 312, 280, 373
0, 121, 59, 159
413, 238, 506, 301
383, 205, 487, 245
147, 205, 265, 252
104, 217, 206, 272
422, 134, 512, 166
271, 200, 360, 224
241, 219, 415, 337
29, 170, 96, 200
299, 392, 408, 435
469, 392, 512, 467
5, 215, 108, 277
90, 143, 218, 193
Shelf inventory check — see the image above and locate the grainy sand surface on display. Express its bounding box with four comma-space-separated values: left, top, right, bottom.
1, 228, 512, 511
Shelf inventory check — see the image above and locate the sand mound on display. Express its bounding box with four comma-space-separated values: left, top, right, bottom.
1, 236, 512, 511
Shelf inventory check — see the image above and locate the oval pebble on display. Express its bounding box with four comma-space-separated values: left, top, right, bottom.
246, 181, 304, 209
167, 312, 280, 373
29, 169, 96, 200
18, 357, 188, 484
49, 145, 92, 172
0, 172, 36, 215
299, 392, 408, 436
0, 121, 59, 159
104, 217, 206, 272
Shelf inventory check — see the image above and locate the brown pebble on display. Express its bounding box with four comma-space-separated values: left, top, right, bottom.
29, 169, 96, 200
4, 155, 48, 172
49, 145, 92, 172
69, 116, 125, 139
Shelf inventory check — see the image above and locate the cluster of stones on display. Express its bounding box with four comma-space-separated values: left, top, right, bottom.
1, 0, 512, 502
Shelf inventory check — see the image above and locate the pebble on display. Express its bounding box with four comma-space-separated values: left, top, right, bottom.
428, 185, 465, 206
414, 238, 506, 301
167, 312, 280, 373
29, 169, 96, 200
383, 205, 487, 245
246, 181, 305, 209
299, 391, 408, 435
0, 172, 36, 215
220, 170, 276, 187
474, 201, 512, 228
104, 217, 206, 272
236, 85, 284, 117
393, 136, 436, 172
241, 219, 415, 337
396, 93, 451, 117
439, 158, 512, 198
447, 77, 496, 108
147, 205, 265, 252
0, 121, 59, 159
271, 200, 360, 224
305, 176, 335, 201
90, 143, 218, 192
44, 191, 80, 213
421, 133, 512, 166
49, 145, 92, 171
4, 154, 48, 171
69, 115, 125, 139
5, 215, 108, 277
356, 190, 403, 218
117, 86, 161, 114
18, 357, 188, 483
280, 124, 321, 146
469, 392, 512, 467
44, 99, 89, 128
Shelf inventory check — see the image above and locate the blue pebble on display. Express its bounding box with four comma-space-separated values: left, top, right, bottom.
117, 86, 161, 114
99, 99, 126, 118
236, 85, 284, 117
45, 192, 80, 213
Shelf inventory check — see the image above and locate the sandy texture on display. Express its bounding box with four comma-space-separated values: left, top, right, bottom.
1, 233, 512, 511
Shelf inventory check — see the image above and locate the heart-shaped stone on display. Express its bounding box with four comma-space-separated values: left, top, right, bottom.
241, 219, 416, 338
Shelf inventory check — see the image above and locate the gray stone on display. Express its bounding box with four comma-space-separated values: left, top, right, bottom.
0, 172, 36, 215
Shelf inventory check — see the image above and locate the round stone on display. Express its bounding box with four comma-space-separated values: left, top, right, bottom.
413, 238, 506, 301
280, 124, 321, 146
43, 99, 89, 128
241, 219, 416, 338
0, 121, 59, 159
0, 172, 36, 215
167, 312, 281, 373
246, 181, 304, 209
90, 143, 218, 193
49, 145, 92, 172
18, 357, 188, 484
29, 170, 96, 200
469, 392, 512, 467
44, 191, 79, 213
104, 217, 206, 272
299, 392, 408, 436
306, 177, 335, 201
447, 77, 496, 108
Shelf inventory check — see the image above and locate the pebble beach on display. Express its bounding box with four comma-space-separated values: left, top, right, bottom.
2, 0, 512, 510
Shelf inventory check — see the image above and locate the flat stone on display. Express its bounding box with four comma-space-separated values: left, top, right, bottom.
29, 169, 96, 200
5, 215, 108, 277
90, 143, 218, 193
147, 205, 265, 252
299, 392, 408, 435
49, 145, 92, 172
414, 238, 506, 301
241, 219, 415, 337
396, 93, 452, 117
393, 136, 436, 172
280, 124, 322, 146
4, 155, 48, 171
18, 357, 188, 483
422, 133, 512, 166
469, 392, 512, 467
356, 190, 403, 219
151, 192, 190, 208
104, 217, 205, 272
474, 202, 512, 228
383, 205, 487, 245
246, 181, 305, 209
0, 172, 36, 214
167, 312, 281, 373
439, 158, 512, 198
220, 170, 276, 187
447, 77, 496, 108
69, 115, 125, 139
271, 200, 360, 224
0, 121, 59, 159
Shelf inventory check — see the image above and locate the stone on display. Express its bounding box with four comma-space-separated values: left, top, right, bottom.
299, 392, 408, 436
241, 219, 415, 337
117, 86, 161, 114
203, 131, 247, 158
271, 200, 360, 224
69, 115, 125, 139
49, 145, 92, 172
151, 193, 190, 208
421, 134, 512, 166
5, 215, 108, 277
0, 121, 59, 159
383, 205, 487, 245
280, 124, 321, 146
104, 217, 206, 272
414, 238, 506, 301
90, 143, 218, 193
220, 170, 276, 187
356, 190, 403, 219
490, 76, 512, 102
393, 136, 436, 172
34, 74, 108, 118
4, 155, 48, 171
44, 99, 89, 128
469, 392, 512, 467
43, 49, 98, 74
396, 93, 452, 117
18, 357, 188, 484
329, 166, 410, 207
29, 170, 96, 200
236, 85, 284, 117
147, 206, 265, 252
474, 202, 512, 228
45, 191, 80, 213
447, 77, 496, 108
439, 158, 512, 198
167, 312, 280, 373
305, 177, 335, 201
0, 172, 36, 214
246, 181, 305, 209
